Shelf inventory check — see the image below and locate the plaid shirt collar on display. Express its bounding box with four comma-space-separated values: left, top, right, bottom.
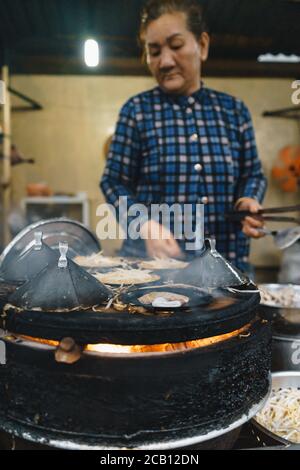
157, 82, 206, 107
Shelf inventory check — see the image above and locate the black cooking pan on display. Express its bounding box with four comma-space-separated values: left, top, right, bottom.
121, 284, 213, 311
3, 287, 260, 345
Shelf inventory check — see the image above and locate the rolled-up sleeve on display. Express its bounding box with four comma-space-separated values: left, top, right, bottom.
235, 102, 267, 203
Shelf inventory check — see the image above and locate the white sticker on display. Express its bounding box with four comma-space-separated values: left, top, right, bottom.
291, 341, 300, 365
0, 341, 6, 365
0, 80, 5, 105
0, 330, 6, 365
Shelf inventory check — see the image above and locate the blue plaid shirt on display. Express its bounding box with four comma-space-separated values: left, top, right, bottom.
100, 85, 267, 270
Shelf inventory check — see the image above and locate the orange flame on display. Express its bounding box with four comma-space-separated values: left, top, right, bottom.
18, 324, 250, 355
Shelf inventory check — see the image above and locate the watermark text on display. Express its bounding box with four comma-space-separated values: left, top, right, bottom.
291, 80, 300, 105
96, 197, 204, 251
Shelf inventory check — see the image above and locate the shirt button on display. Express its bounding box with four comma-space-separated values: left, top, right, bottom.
186, 107, 192, 114
190, 133, 198, 142
194, 163, 202, 172
188, 97, 195, 105
201, 196, 209, 204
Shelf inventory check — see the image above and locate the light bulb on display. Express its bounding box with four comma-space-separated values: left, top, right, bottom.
84, 39, 100, 67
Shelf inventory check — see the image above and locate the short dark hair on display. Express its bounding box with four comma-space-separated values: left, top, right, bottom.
139, 0, 208, 46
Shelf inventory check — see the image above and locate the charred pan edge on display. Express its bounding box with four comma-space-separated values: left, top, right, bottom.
2, 293, 260, 344
0, 319, 271, 448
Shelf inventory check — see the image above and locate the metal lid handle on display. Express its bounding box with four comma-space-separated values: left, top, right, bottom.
33, 231, 43, 251
206, 238, 221, 258
58, 242, 68, 268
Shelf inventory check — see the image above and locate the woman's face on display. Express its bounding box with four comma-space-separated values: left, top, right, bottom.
144, 12, 209, 96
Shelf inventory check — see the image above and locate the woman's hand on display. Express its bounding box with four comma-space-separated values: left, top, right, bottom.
140, 220, 182, 258
235, 197, 266, 239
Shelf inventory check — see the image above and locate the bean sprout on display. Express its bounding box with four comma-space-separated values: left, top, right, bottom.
255, 388, 300, 443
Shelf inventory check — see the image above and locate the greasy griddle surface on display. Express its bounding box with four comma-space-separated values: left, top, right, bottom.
3, 288, 260, 344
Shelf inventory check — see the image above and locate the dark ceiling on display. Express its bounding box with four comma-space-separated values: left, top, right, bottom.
0, 0, 300, 77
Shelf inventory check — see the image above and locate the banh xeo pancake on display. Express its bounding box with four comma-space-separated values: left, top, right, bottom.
138, 291, 189, 306
138, 258, 189, 270
93, 269, 160, 285
74, 252, 126, 268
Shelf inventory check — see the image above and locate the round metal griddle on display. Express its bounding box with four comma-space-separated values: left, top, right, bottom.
121, 284, 213, 311
0, 218, 100, 267
3, 287, 261, 344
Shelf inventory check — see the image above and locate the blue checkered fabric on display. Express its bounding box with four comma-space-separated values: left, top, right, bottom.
100, 85, 267, 270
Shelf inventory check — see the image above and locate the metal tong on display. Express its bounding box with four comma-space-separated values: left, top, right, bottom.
225, 204, 300, 223
260, 226, 300, 250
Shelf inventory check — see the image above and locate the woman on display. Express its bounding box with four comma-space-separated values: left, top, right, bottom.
101, 0, 267, 272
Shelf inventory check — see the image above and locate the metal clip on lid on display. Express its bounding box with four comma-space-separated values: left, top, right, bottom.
33, 231, 43, 251
58, 242, 68, 268
208, 238, 221, 258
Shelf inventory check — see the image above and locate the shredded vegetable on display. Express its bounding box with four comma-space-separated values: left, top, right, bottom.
258, 286, 300, 308
255, 387, 300, 443
138, 258, 188, 270
74, 252, 126, 268
93, 269, 160, 285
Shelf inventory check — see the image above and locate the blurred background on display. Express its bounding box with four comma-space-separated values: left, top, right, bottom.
0, 0, 299, 275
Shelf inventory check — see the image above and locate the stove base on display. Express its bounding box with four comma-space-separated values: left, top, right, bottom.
0, 390, 270, 450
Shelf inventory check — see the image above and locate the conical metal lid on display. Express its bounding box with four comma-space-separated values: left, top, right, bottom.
9, 242, 111, 311
0, 232, 57, 283
175, 239, 249, 288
